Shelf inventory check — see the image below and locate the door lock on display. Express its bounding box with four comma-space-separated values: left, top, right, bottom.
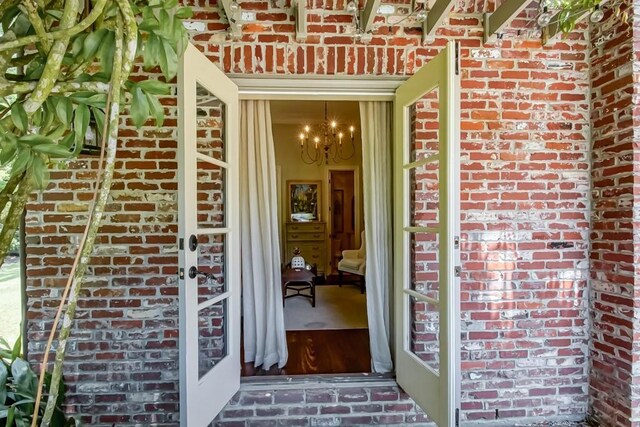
188, 266, 216, 280
189, 235, 198, 251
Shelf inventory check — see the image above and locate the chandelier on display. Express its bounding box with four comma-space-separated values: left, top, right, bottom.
297, 102, 357, 165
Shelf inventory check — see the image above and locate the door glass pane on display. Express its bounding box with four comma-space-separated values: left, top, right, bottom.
196, 82, 225, 162
196, 233, 226, 303
197, 159, 226, 229
409, 86, 440, 228
410, 232, 439, 300
198, 299, 227, 379
409, 295, 440, 375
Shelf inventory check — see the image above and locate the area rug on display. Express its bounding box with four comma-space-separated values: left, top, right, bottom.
284, 285, 368, 331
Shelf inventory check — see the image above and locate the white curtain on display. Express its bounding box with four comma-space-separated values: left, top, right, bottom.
360, 101, 394, 373
240, 100, 288, 370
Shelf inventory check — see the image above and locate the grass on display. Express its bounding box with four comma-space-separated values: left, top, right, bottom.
0, 262, 22, 345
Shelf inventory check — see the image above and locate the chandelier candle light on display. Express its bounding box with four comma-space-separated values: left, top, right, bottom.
298, 102, 357, 165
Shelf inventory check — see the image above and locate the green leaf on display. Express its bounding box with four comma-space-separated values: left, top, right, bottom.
54, 97, 73, 125
0, 144, 17, 166
91, 107, 105, 138
45, 9, 64, 20
69, 34, 87, 59
69, 93, 107, 108
32, 108, 43, 127
157, 9, 173, 38
74, 104, 90, 145
31, 144, 72, 159
42, 99, 57, 131
99, 30, 115, 77
130, 87, 150, 128
11, 14, 31, 38
146, 93, 165, 127
137, 80, 170, 95
1, 6, 21, 33
143, 34, 161, 70
10, 336, 20, 361
18, 135, 54, 146
173, 19, 189, 56
60, 132, 76, 150
6, 406, 14, 427
31, 156, 49, 190
44, 125, 67, 141
140, 7, 160, 31
159, 41, 178, 81
82, 29, 108, 60
10, 103, 27, 133
0, 363, 7, 405
163, 0, 179, 9
9, 148, 31, 179
14, 412, 26, 427
24, 56, 45, 80
11, 358, 36, 398
175, 7, 193, 19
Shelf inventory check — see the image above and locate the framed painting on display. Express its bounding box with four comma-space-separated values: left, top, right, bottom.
287, 180, 321, 222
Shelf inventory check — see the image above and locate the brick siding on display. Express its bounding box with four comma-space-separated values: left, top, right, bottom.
20, 0, 612, 424
588, 0, 640, 425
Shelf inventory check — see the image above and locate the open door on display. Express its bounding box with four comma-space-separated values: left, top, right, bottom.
393, 41, 461, 426
178, 44, 240, 427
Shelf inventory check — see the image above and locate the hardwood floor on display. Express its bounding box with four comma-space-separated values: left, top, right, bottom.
241, 329, 371, 376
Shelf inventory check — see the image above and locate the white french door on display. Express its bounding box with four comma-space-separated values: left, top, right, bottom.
393, 41, 461, 426
177, 44, 240, 427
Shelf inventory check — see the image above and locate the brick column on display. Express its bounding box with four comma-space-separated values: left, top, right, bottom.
588, 1, 639, 424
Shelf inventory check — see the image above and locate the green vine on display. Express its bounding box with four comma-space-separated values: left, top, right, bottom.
0, 0, 193, 425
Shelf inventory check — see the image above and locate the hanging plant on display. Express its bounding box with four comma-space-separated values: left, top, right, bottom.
0, 0, 193, 425
538, 0, 629, 33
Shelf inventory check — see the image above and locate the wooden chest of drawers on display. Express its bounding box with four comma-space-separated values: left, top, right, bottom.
285, 222, 327, 274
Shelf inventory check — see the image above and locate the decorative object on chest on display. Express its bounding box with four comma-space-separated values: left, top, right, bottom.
285, 222, 327, 275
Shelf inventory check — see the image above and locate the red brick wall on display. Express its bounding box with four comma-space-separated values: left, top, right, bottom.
588, 1, 638, 425
23, 0, 595, 425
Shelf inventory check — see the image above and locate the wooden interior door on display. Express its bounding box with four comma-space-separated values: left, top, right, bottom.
393, 41, 461, 426
329, 169, 356, 273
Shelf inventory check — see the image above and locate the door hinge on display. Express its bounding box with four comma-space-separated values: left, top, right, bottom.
455, 42, 460, 76
455, 408, 460, 427
454, 266, 462, 277
454, 235, 460, 250
179, 238, 184, 250
178, 268, 184, 280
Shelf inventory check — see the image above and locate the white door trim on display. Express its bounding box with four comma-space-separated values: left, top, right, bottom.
230, 75, 404, 100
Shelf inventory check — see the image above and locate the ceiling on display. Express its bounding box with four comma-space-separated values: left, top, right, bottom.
270, 100, 360, 127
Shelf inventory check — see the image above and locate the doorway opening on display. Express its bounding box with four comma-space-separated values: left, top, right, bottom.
241, 99, 372, 376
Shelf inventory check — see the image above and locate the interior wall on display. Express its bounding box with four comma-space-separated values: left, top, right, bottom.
272, 120, 364, 268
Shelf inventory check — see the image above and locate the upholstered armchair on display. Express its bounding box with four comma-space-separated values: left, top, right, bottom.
337, 231, 366, 293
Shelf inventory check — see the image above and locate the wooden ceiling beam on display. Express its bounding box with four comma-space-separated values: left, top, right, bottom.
294, 0, 308, 41
423, 0, 456, 42
219, 0, 242, 39
482, 0, 532, 44
360, 0, 382, 33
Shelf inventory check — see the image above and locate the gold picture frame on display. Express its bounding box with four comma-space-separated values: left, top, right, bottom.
287, 180, 322, 222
